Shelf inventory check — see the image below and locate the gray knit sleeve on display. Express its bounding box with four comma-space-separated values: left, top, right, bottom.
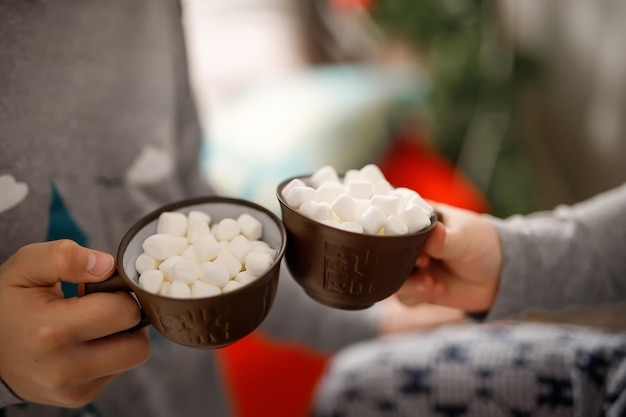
0, 379, 22, 409
487, 183, 626, 320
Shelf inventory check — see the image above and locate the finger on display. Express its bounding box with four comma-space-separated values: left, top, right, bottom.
70, 329, 151, 381
52, 374, 118, 409
396, 275, 435, 306
5, 240, 115, 287
51, 292, 142, 342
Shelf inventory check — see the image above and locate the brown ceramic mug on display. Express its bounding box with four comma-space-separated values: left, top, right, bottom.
78, 196, 287, 349
276, 176, 437, 310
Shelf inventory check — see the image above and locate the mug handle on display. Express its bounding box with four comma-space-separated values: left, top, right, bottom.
78, 274, 151, 330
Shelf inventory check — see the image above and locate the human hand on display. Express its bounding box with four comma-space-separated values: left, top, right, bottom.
379, 295, 466, 336
0, 240, 151, 407
396, 204, 502, 313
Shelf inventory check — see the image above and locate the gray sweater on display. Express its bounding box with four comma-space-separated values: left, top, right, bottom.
0, 1, 381, 415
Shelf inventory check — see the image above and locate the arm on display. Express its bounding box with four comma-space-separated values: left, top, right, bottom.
488, 183, 626, 319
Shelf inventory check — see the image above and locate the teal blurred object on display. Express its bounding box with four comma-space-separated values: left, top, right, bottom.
201, 64, 430, 214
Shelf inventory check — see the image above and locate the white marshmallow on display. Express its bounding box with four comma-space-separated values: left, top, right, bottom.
235, 271, 258, 285
191, 280, 221, 298
237, 213, 263, 241
281, 178, 306, 199
384, 215, 409, 236
354, 198, 371, 217
142, 234, 188, 260
286, 186, 316, 209
188, 210, 211, 226
391, 187, 419, 206
331, 193, 359, 222
228, 234, 252, 262
343, 169, 362, 184
347, 180, 373, 199
358, 205, 386, 235
340, 222, 364, 233
198, 261, 230, 287
222, 280, 243, 293
251, 245, 277, 259
310, 165, 340, 187
159, 281, 171, 296
299, 200, 332, 222
194, 234, 221, 261
321, 219, 341, 229
371, 194, 401, 216
135, 253, 158, 275
169, 259, 199, 284
158, 255, 184, 280
244, 252, 273, 276
214, 250, 242, 278
359, 164, 386, 182
316, 182, 345, 204
215, 218, 241, 242
165, 280, 191, 298
138, 270, 164, 294
409, 194, 434, 214
372, 180, 394, 196
180, 245, 199, 263
400, 205, 432, 233
187, 220, 211, 244
156, 212, 188, 237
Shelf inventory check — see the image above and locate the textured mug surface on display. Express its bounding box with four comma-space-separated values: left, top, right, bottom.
277, 176, 436, 310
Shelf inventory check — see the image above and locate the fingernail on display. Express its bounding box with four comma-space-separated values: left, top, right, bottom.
88, 251, 114, 276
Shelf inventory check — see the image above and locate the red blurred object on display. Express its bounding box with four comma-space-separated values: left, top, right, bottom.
219, 129, 488, 417
331, 0, 373, 12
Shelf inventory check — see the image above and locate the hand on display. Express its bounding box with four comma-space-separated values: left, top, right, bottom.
379, 296, 466, 336
396, 204, 502, 313
0, 240, 151, 408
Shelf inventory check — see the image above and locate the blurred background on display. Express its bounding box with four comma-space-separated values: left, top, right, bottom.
180, 0, 626, 415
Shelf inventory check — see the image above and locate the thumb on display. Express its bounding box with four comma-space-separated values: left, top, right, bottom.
4, 240, 115, 287
424, 210, 467, 261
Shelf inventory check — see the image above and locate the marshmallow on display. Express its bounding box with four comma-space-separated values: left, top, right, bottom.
198, 261, 230, 287
343, 169, 362, 184
188, 210, 211, 226
358, 205, 386, 235
321, 219, 341, 229
191, 280, 221, 298
214, 250, 242, 278
158, 255, 184, 280
340, 222, 364, 233
359, 164, 386, 182
235, 271, 258, 285
194, 234, 221, 261
237, 213, 263, 241
143, 234, 188, 260
299, 200, 332, 222
180, 245, 199, 263
139, 270, 164, 294
285, 186, 316, 209
281, 178, 306, 199
310, 165, 340, 187
409, 194, 434, 214
135, 253, 158, 275
187, 220, 211, 244
370, 194, 401, 216
228, 234, 252, 262
347, 180, 373, 200
159, 281, 171, 296
222, 280, 243, 293
165, 280, 191, 298
400, 205, 431, 233
169, 259, 199, 284
384, 215, 409, 236
372, 180, 394, 196
251, 245, 277, 259
157, 212, 188, 237
316, 182, 346, 204
391, 187, 419, 206
331, 193, 359, 222
215, 218, 241, 242
244, 252, 273, 276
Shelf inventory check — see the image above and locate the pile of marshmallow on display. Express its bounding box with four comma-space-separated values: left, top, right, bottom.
135, 210, 277, 298
281, 164, 433, 236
